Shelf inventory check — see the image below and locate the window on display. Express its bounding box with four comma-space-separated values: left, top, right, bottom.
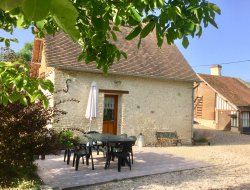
242, 112, 250, 127
230, 111, 237, 127
103, 96, 115, 121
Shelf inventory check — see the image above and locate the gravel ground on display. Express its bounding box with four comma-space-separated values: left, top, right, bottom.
74, 125, 250, 190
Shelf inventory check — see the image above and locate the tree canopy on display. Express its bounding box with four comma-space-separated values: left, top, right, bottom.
0, 0, 220, 72
0, 0, 220, 107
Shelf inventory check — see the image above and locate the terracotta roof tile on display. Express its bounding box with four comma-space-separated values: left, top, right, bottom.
44, 27, 199, 82
199, 74, 250, 107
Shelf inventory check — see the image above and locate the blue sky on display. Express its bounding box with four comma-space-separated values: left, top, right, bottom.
1, 0, 250, 82
175, 0, 250, 82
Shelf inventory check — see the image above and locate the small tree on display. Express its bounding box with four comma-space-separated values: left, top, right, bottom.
0, 46, 17, 62
17, 42, 33, 62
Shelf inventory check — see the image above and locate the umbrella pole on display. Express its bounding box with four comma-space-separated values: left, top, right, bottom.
89, 119, 91, 131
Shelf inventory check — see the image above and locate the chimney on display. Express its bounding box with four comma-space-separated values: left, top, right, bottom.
210, 64, 222, 76
30, 38, 43, 78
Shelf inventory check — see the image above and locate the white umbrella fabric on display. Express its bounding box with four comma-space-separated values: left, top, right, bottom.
85, 81, 98, 131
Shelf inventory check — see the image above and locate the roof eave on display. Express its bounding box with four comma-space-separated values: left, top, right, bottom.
54, 65, 198, 83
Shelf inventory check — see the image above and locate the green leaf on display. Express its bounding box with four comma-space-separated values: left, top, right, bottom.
157, 0, 164, 7
125, 26, 142, 40
121, 51, 127, 59
0, 0, 24, 10
113, 26, 121, 32
8, 92, 20, 102
77, 53, 85, 62
156, 23, 163, 47
17, 16, 25, 28
174, 6, 185, 18
111, 31, 117, 41
19, 96, 28, 106
182, 36, 189, 48
185, 22, 195, 34
2, 95, 9, 106
196, 24, 202, 37
208, 3, 221, 14
92, 17, 106, 31
50, 0, 80, 41
22, 0, 51, 21
208, 18, 218, 28
141, 21, 155, 38
114, 14, 122, 26
40, 80, 54, 92
30, 92, 41, 103
116, 51, 121, 62
9, 38, 19, 43
91, 33, 104, 46
130, 7, 141, 23
4, 39, 10, 47
36, 20, 46, 30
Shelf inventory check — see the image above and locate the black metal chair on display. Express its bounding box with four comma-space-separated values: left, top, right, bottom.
86, 131, 105, 156
107, 142, 132, 172
128, 136, 137, 164
72, 143, 94, 171
61, 128, 85, 165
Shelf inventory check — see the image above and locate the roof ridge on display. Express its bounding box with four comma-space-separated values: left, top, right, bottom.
198, 73, 250, 108
198, 73, 238, 80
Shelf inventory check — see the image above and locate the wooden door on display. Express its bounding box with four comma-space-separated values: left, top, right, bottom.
103, 95, 118, 135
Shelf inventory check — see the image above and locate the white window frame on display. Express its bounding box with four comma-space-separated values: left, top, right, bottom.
242, 112, 250, 128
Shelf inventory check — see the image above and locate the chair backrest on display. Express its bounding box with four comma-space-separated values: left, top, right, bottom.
119, 133, 128, 139
117, 141, 133, 153
128, 136, 137, 145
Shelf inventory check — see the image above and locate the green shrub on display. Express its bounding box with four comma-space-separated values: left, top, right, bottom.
0, 100, 61, 188
59, 130, 80, 149
193, 131, 208, 143
195, 137, 208, 143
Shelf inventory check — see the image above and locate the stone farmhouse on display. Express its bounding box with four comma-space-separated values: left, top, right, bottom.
31, 27, 199, 145
194, 65, 250, 133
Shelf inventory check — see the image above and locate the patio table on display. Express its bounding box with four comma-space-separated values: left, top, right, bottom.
85, 133, 134, 169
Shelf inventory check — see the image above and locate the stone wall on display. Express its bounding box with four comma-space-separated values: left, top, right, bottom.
51, 69, 194, 145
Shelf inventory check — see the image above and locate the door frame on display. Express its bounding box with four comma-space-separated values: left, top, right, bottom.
102, 94, 118, 135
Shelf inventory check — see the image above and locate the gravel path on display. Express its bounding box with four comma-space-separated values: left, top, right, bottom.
74, 125, 250, 190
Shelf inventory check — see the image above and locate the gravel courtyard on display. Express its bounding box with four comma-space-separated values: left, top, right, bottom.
75, 125, 250, 190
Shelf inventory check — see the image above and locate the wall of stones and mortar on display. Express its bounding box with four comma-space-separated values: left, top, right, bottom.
49, 69, 194, 145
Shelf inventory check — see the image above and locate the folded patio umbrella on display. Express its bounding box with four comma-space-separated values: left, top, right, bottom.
85, 81, 98, 131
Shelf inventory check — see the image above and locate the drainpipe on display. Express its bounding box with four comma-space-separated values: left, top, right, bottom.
191, 88, 194, 141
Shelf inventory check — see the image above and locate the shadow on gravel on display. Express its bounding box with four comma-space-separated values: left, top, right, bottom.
193, 126, 250, 146
226, 182, 250, 190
